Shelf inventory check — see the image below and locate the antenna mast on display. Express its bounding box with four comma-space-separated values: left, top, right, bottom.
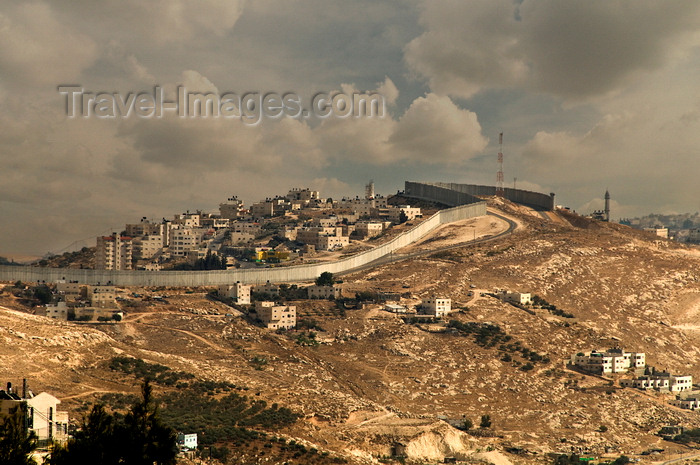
496, 132, 504, 197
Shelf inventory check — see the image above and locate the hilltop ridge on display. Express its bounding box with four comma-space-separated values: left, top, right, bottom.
3, 201, 700, 464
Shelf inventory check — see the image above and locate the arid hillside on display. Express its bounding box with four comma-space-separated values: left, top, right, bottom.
3, 200, 700, 465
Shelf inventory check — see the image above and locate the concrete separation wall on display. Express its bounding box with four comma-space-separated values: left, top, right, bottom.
406, 181, 554, 211
403, 182, 482, 207
0, 202, 486, 286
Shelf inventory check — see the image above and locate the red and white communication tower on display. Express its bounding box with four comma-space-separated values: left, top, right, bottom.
496, 132, 504, 197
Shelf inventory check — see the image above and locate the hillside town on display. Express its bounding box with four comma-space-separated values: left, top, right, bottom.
95, 183, 423, 272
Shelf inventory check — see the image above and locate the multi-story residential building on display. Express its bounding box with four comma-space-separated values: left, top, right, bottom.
125, 218, 165, 237
132, 235, 163, 260
87, 285, 117, 308
570, 348, 646, 374
230, 221, 261, 236
255, 301, 296, 330
286, 187, 320, 202
317, 234, 350, 251
307, 284, 343, 299
421, 297, 452, 317
44, 301, 68, 320
250, 200, 275, 218
219, 196, 245, 219
55, 281, 82, 301
255, 281, 280, 297
218, 282, 251, 304
200, 216, 230, 229
96, 233, 133, 270
173, 212, 201, 228
296, 226, 349, 251
382, 205, 422, 222
170, 228, 206, 257
621, 369, 693, 392
355, 221, 384, 238
230, 231, 255, 245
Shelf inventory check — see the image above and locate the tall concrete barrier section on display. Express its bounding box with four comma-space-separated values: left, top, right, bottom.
0, 202, 486, 286
406, 181, 554, 211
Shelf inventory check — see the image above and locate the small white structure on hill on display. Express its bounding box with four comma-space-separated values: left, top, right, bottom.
570, 348, 646, 374
502, 292, 532, 305
177, 432, 198, 450
384, 304, 407, 314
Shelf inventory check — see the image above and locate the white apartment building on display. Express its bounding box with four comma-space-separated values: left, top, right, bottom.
255, 301, 296, 330
218, 282, 251, 304
177, 433, 198, 451
385, 205, 421, 222
307, 284, 343, 299
621, 372, 693, 392
173, 212, 201, 228
421, 297, 452, 317
96, 233, 133, 270
570, 348, 646, 374
170, 228, 206, 257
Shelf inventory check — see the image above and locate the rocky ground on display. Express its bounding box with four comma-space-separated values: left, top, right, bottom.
4, 200, 700, 464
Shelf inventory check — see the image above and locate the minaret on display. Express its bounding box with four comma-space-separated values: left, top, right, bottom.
604, 190, 610, 222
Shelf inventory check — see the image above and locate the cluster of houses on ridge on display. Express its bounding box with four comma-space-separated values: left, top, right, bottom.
95, 184, 422, 271
36, 275, 455, 326
570, 347, 700, 410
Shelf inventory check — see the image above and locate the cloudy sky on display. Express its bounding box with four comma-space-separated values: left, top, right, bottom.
2, 0, 700, 257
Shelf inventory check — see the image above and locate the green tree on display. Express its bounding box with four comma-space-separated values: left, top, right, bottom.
479, 414, 491, 428
315, 272, 335, 286
48, 380, 176, 465
120, 380, 177, 465
461, 417, 473, 431
33, 285, 52, 305
0, 404, 37, 465
48, 405, 120, 465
